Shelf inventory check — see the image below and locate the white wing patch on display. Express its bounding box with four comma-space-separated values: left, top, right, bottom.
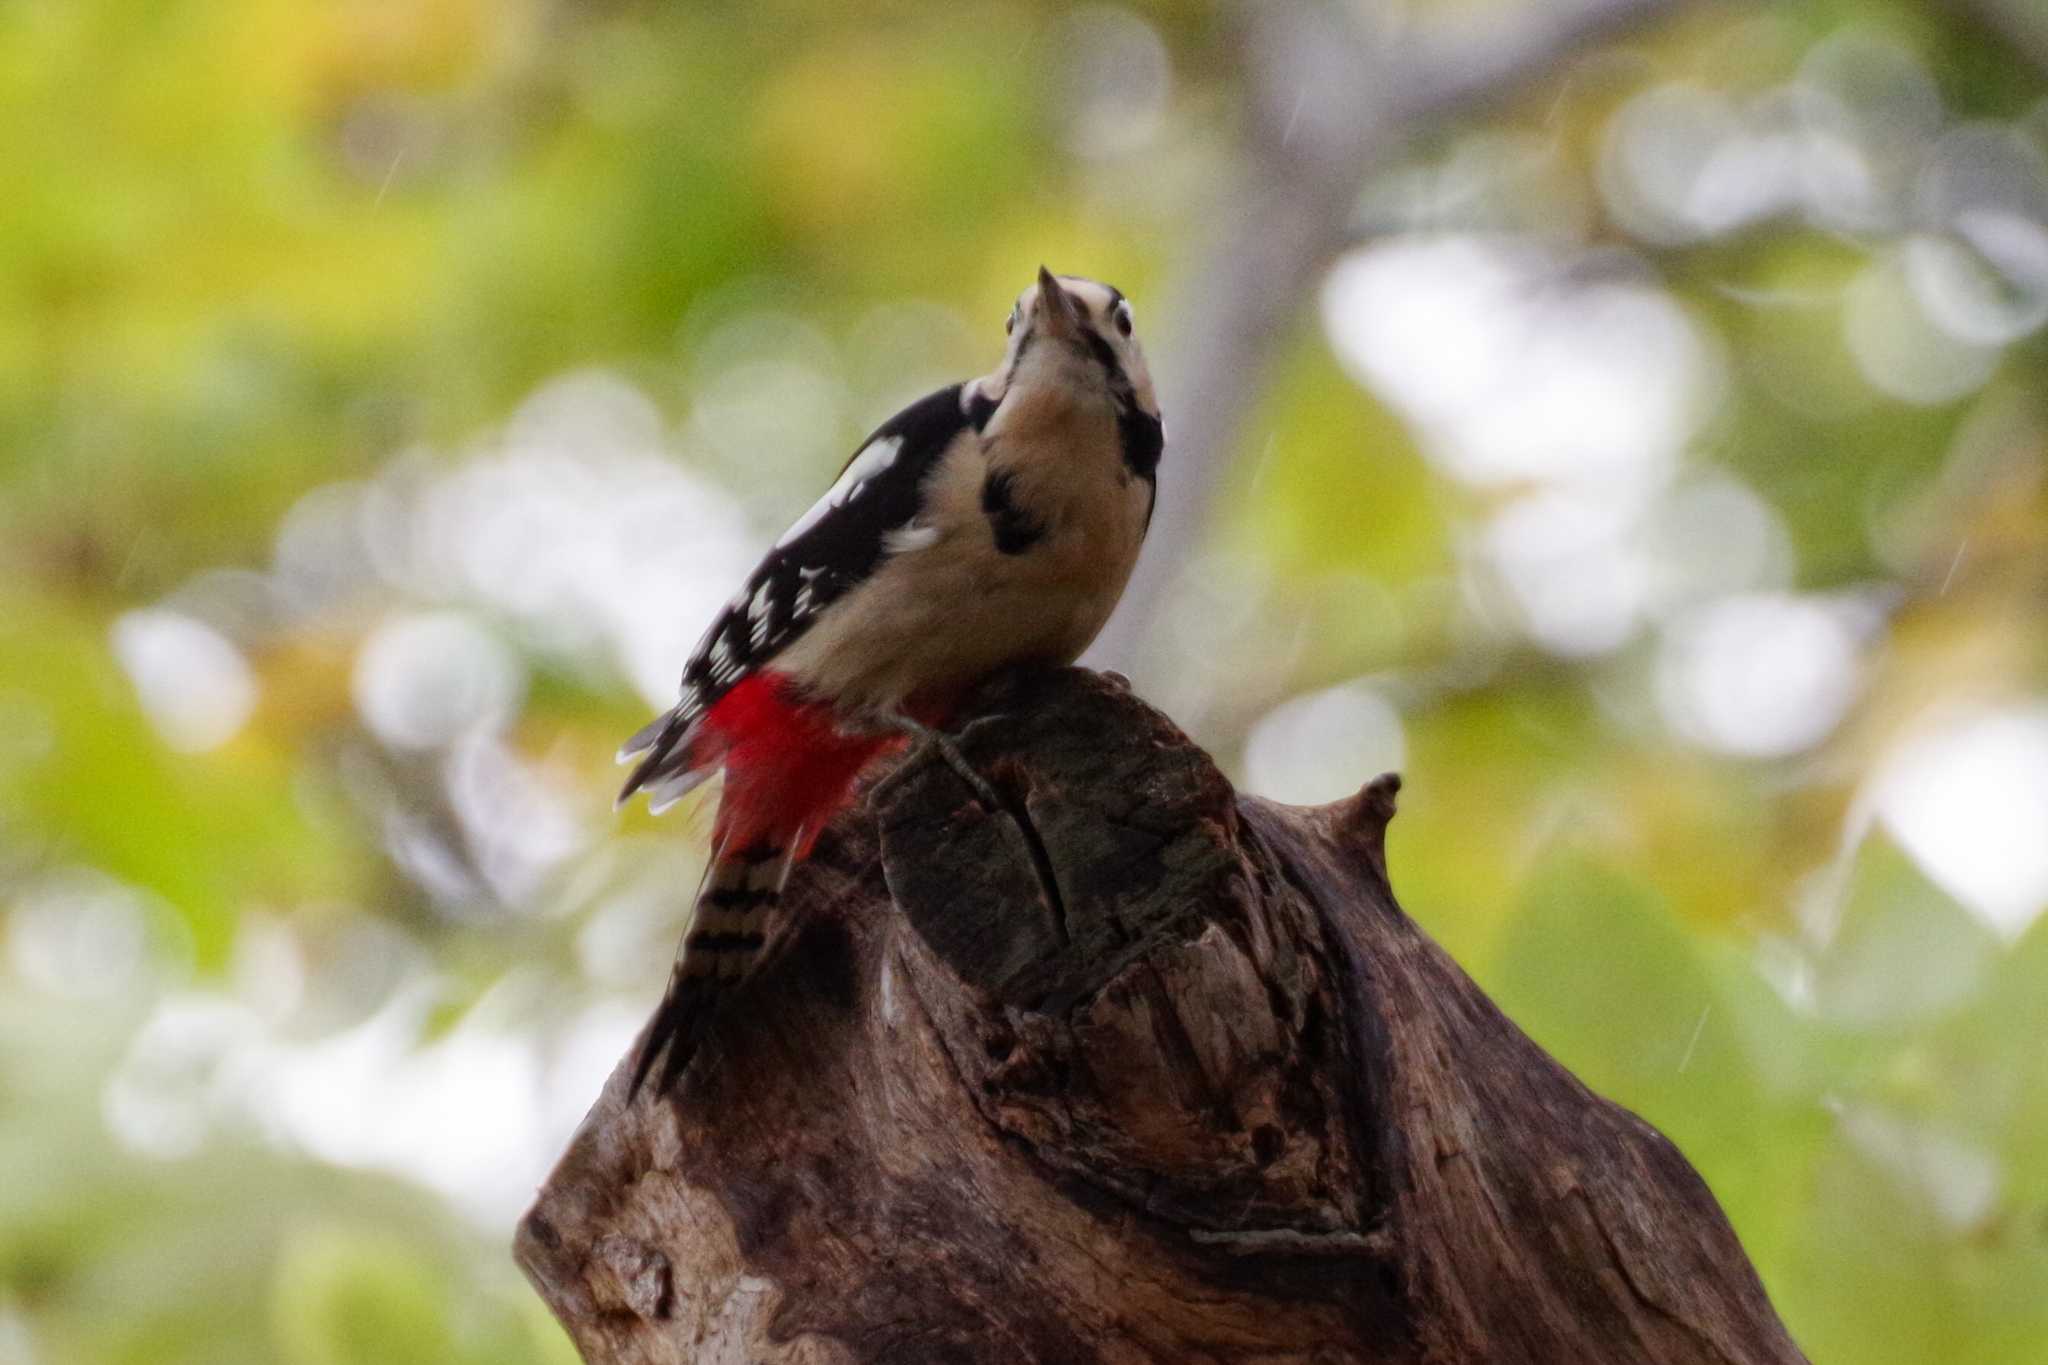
747, 577, 776, 647
884, 523, 940, 554
708, 635, 740, 681
774, 435, 903, 549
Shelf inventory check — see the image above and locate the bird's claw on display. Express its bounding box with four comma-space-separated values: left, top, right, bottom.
882, 715, 1005, 811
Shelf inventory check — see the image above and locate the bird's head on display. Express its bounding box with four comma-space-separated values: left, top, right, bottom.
982, 266, 1160, 426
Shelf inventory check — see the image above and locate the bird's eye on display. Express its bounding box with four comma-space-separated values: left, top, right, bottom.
1113, 302, 1133, 338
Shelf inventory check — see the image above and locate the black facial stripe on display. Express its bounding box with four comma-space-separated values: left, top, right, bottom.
981, 468, 1047, 555
1071, 317, 1156, 481
1117, 406, 1164, 483
1081, 329, 1125, 385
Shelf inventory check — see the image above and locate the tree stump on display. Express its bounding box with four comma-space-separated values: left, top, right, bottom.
517, 668, 1807, 1364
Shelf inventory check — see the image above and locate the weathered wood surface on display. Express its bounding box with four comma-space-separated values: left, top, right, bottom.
518, 668, 1807, 1364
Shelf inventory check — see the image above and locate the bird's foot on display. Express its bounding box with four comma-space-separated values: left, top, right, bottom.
876, 714, 1005, 811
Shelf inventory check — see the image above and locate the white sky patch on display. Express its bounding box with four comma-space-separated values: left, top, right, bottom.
1598, 83, 1747, 244
1244, 683, 1405, 806
1321, 236, 1715, 497
686, 309, 845, 495
1477, 490, 1650, 657
1837, 1103, 2001, 1232
0, 1305, 32, 1365
354, 370, 759, 709
247, 976, 549, 1224
1465, 471, 1794, 660
1596, 31, 1944, 242
104, 971, 623, 1229
1844, 249, 2001, 404
546, 1001, 643, 1139
229, 912, 307, 1025
1598, 80, 1880, 244
1873, 704, 2048, 938
352, 610, 524, 751
443, 732, 588, 909
1654, 593, 1867, 758
1642, 474, 1797, 611
104, 993, 258, 1161
1906, 217, 2048, 347
1912, 119, 2048, 345
273, 481, 379, 619
845, 301, 980, 422
572, 840, 707, 989
8, 866, 158, 1001
1057, 7, 1172, 160
111, 609, 258, 753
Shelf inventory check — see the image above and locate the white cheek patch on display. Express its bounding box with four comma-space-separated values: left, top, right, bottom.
775, 435, 903, 548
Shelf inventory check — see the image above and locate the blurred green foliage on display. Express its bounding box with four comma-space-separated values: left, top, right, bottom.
4, 1, 2047, 1361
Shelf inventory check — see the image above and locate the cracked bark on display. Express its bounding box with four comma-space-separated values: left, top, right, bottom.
518, 668, 1808, 1364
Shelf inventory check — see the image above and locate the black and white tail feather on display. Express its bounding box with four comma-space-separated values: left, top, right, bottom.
615, 708, 710, 815
627, 835, 801, 1098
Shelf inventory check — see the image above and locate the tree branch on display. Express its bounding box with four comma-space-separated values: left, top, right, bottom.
1090, 0, 1700, 675
1940, 0, 2048, 81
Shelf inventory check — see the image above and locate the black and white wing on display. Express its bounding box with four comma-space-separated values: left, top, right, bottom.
617, 383, 979, 809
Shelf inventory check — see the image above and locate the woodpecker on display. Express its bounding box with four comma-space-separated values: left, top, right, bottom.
617, 267, 1163, 1096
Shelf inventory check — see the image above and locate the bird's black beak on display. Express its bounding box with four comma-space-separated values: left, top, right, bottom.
1037, 265, 1080, 338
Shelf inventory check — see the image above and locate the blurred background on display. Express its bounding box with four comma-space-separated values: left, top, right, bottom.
3, 0, 2046, 1360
